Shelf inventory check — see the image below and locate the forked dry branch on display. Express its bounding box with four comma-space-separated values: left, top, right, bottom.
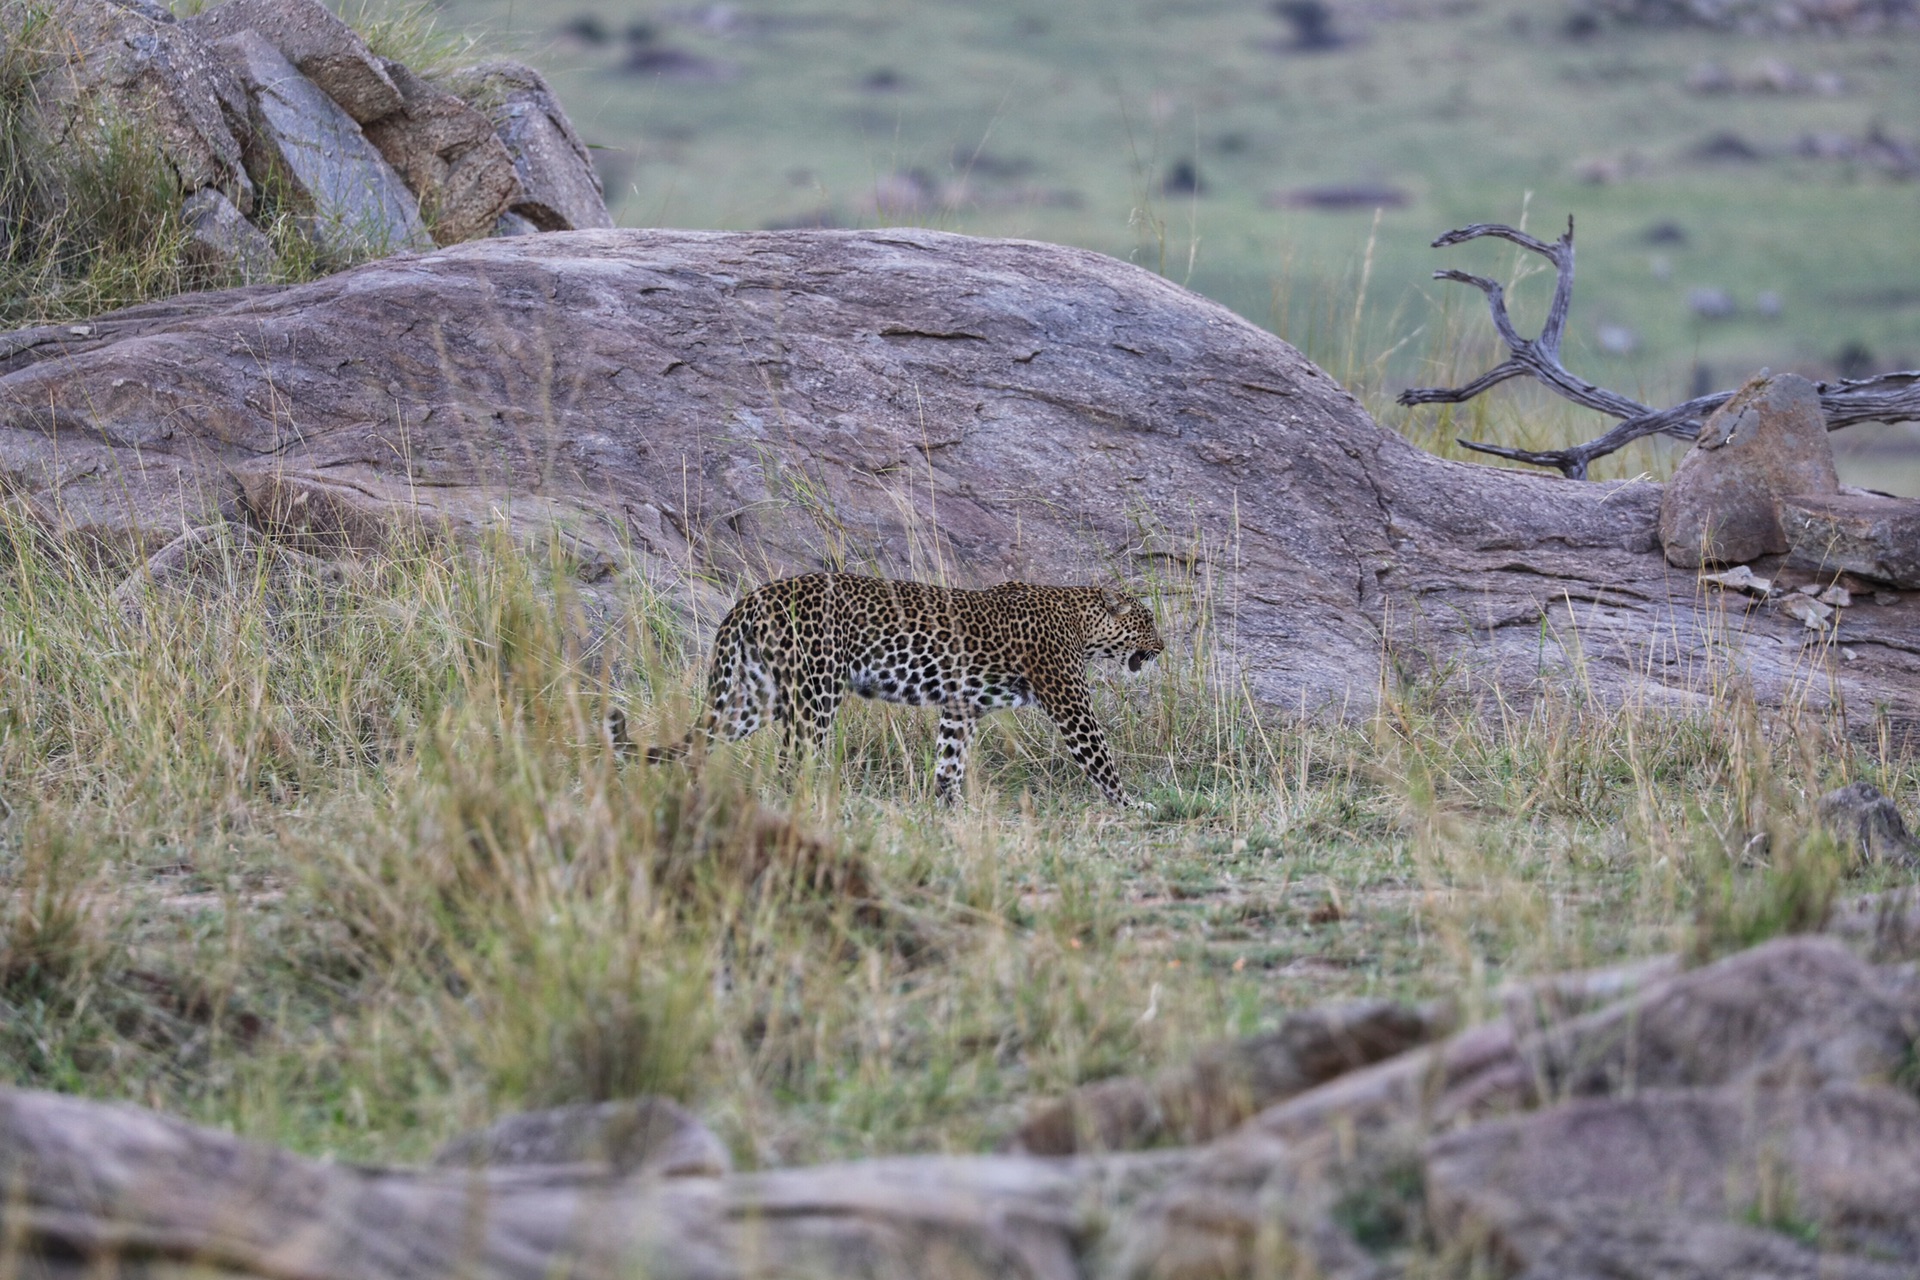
1399, 218, 1920, 479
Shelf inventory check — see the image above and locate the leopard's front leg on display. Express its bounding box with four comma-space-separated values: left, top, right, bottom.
1031, 668, 1141, 809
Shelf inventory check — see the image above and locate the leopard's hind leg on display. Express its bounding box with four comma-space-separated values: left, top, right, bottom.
648, 607, 772, 762
932, 705, 980, 806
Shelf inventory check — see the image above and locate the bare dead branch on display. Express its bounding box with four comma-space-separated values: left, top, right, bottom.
1399, 218, 1920, 479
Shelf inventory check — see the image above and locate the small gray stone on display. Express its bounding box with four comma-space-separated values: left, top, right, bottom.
1818, 782, 1920, 868
212, 30, 432, 263
180, 187, 279, 283
493, 209, 541, 236
186, 0, 401, 123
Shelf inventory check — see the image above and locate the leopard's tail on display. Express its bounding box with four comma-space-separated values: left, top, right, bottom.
647, 602, 754, 763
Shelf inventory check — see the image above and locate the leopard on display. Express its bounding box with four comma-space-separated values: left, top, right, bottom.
646, 572, 1165, 807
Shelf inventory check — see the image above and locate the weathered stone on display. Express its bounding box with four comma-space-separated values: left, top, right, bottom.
1513, 1218, 1915, 1280
0, 1083, 1178, 1280
0, 231, 1915, 734
1783, 491, 1920, 588
1011, 999, 1440, 1155
1426, 1086, 1920, 1274
1108, 939, 1920, 1279
495, 209, 542, 236
211, 30, 432, 262
362, 60, 520, 245
1826, 889, 1920, 963
433, 1098, 731, 1177
186, 0, 401, 124
443, 60, 613, 231
6, 0, 252, 208
181, 187, 279, 282
1660, 371, 1840, 568
1511, 935, 1920, 1098
1817, 781, 1920, 868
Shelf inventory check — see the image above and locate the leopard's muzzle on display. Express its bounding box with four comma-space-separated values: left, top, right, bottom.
1127, 649, 1157, 673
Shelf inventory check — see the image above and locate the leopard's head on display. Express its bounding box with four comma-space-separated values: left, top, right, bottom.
1087, 588, 1165, 673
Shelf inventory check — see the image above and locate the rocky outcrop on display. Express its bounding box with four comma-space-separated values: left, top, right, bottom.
183, 0, 401, 123
443, 61, 615, 232
1659, 371, 1839, 568
5, 0, 254, 207
6, 0, 609, 277
1, 229, 1913, 734
362, 59, 520, 245
8, 934, 1920, 1279
212, 28, 433, 261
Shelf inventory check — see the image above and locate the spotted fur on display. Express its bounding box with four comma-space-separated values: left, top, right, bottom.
648, 573, 1165, 806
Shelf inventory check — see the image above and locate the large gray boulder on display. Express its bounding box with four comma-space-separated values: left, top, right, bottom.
444, 61, 614, 231
1427, 1086, 1920, 1277
0, 230, 1914, 731
211, 29, 433, 263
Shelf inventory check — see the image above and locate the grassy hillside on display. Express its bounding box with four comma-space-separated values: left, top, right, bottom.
3, 516, 1909, 1171
431, 0, 1920, 487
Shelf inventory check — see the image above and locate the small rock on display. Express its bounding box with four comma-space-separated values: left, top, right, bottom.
1595, 323, 1638, 356
1700, 564, 1771, 596
1685, 285, 1737, 318
1817, 782, 1920, 868
1780, 595, 1832, 629
180, 187, 279, 283
1796, 582, 1820, 596
1875, 591, 1900, 606
1660, 372, 1840, 569
1817, 584, 1851, 607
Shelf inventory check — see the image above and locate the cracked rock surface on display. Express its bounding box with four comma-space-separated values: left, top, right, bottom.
0, 228, 1914, 728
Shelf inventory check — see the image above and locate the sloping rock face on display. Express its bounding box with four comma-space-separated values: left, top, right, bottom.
183, 0, 402, 123
0, 229, 1915, 728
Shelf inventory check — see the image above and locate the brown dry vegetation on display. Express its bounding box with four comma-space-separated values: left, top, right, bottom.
1, 495, 1912, 1172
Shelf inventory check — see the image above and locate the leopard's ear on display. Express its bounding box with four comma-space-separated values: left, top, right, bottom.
1098, 587, 1129, 615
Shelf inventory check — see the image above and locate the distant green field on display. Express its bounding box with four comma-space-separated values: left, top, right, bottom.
439, 0, 1920, 487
